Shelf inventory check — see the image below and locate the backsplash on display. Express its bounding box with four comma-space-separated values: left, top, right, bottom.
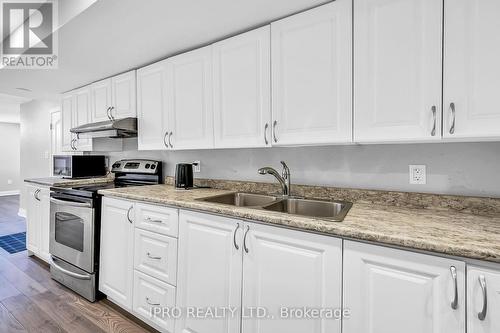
165, 176, 500, 216
105, 139, 500, 198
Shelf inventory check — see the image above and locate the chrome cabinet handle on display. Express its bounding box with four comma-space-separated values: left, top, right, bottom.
243, 225, 250, 253
147, 252, 162, 260
272, 120, 278, 143
109, 106, 115, 121
126, 206, 133, 224
146, 297, 160, 306
264, 123, 269, 145
106, 107, 112, 120
478, 275, 487, 321
163, 131, 169, 148
449, 103, 456, 134
450, 266, 458, 310
145, 217, 163, 224
70, 139, 75, 150
431, 106, 436, 137
233, 223, 240, 250
168, 132, 173, 148
34, 189, 40, 201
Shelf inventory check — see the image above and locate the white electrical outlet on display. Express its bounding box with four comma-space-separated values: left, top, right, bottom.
409, 165, 426, 185
193, 161, 201, 173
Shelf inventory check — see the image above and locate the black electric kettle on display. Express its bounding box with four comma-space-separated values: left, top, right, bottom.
175, 163, 194, 189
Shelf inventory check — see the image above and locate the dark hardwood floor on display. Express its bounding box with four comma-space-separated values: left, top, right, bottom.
0, 195, 156, 333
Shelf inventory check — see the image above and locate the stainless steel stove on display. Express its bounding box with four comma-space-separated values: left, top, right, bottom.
48, 159, 162, 301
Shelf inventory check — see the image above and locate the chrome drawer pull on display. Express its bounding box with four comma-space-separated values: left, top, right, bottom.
126, 206, 134, 224
450, 266, 458, 310
147, 252, 162, 260
478, 275, 487, 321
145, 217, 164, 224
146, 297, 160, 306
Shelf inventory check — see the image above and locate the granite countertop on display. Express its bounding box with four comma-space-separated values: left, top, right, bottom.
25, 176, 112, 187
98, 184, 500, 263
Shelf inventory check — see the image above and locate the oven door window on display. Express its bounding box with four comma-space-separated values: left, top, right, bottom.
54, 212, 84, 252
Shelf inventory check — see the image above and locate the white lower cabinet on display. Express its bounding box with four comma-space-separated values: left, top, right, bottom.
343, 240, 466, 333
133, 270, 176, 333
26, 184, 50, 262
175, 210, 342, 333
467, 265, 500, 333
241, 222, 342, 333
175, 211, 242, 333
99, 197, 135, 310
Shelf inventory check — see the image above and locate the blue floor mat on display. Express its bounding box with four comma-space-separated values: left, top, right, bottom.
0, 232, 26, 254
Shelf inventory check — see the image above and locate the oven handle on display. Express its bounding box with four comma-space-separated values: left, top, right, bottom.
50, 256, 92, 280
50, 197, 92, 208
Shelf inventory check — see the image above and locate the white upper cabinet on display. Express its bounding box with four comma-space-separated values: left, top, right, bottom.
111, 70, 137, 119
137, 60, 169, 150
166, 46, 214, 150
91, 71, 137, 122
241, 222, 342, 333
271, 1, 352, 146
467, 265, 500, 333
344, 241, 465, 333
444, 0, 500, 140
73, 87, 92, 151
354, 0, 443, 143
213, 26, 271, 148
61, 94, 74, 152
90, 78, 112, 123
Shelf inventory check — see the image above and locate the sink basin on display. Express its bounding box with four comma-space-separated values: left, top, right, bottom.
198, 192, 279, 207
263, 198, 352, 222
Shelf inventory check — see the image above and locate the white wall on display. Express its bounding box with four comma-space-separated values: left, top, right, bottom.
0, 103, 20, 123
0, 122, 21, 194
107, 139, 500, 198
19, 99, 59, 210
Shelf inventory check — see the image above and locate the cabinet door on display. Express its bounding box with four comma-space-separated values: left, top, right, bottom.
467, 265, 500, 333
99, 197, 135, 310
354, 0, 442, 142
241, 222, 342, 333
61, 94, 74, 152
26, 185, 40, 254
343, 241, 465, 333
38, 188, 50, 262
175, 211, 242, 333
213, 26, 271, 148
111, 70, 137, 119
271, 1, 352, 145
167, 46, 214, 150
74, 87, 92, 151
137, 61, 168, 150
90, 78, 112, 123
444, 0, 500, 139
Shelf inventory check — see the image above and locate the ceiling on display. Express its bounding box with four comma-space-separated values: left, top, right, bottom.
0, 0, 329, 101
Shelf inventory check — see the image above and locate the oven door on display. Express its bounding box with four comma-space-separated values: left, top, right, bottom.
49, 193, 95, 273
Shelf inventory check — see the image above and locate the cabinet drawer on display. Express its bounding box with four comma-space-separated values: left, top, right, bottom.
134, 229, 177, 285
135, 203, 179, 237
133, 270, 176, 333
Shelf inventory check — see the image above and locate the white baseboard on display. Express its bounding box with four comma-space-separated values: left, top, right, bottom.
18, 208, 26, 218
0, 190, 20, 197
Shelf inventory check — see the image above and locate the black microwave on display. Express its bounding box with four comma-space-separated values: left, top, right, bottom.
53, 155, 107, 179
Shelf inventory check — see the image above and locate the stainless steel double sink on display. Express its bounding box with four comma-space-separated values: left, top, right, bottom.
197, 192, 352, 222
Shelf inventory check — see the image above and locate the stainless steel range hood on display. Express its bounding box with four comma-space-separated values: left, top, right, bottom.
70, 118, 137, 138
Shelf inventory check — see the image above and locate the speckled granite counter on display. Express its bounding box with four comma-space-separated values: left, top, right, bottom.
99, 184, 500, 263
25, 176, 112, 187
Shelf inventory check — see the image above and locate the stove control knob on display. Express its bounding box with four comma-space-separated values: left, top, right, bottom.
145, 164, 151, 169
151, 164, 156, 170
112, 163, 121, 169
